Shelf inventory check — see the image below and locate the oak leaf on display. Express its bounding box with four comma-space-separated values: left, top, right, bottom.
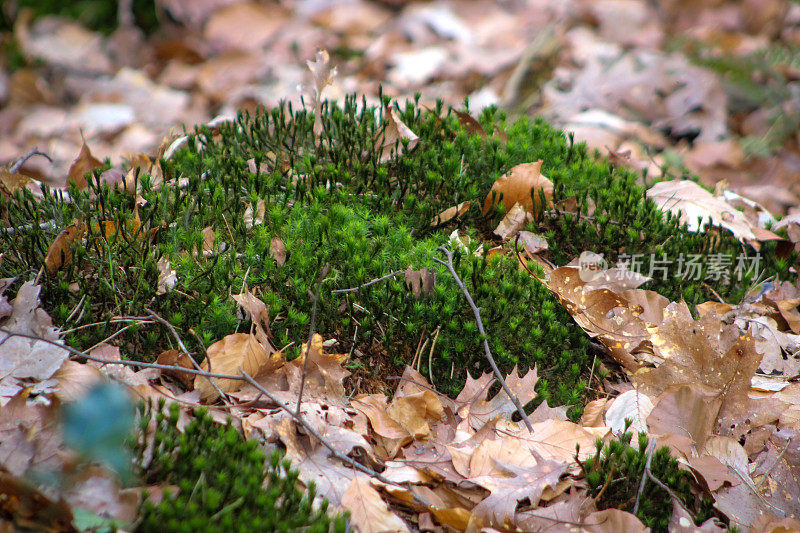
482, 161, 553, 217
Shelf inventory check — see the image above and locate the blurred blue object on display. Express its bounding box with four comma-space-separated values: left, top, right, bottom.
61, 381, 136, 481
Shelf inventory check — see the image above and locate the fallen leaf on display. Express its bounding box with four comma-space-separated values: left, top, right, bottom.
67, 140, 104, 189
404, 267, 435, 298
470, 456, 569, 528
269, 237, 287, 266
431, 201, 470, 226
375, 108, 419, 163
44, 223, 86, 275
307, 50, 338, 140
341, 477, 410, 533
482, 161, 553, 216
453, 110, 488, 138
493, 202, 531, 241
156, 257, 176, 295
646, 180, 767, 246
604, 389, 654, 435
194, 333, 275, 401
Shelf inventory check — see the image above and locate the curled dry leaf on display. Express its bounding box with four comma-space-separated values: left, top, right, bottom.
155, 349, 195, 389
515, 230, 548, 254
269, 236, 287, 266
482, 161, 553, 217
307, 50, 337, 139
493, 202, 531, 241
156, 257, 176, 295
453, 110, 488, 138
243, 198, 266, 228
44, 222, 86, 275
646, 180, 781, 247
431, 200, 470, 226
404, 267, 435, 298
67, 140, 104, 189
604, 389, 654, 435
375, 108, 419, 163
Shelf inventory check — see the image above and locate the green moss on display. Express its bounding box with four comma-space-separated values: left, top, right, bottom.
1, 94, 794, 416
134, 400, 345, 533
578, 426, 719, 532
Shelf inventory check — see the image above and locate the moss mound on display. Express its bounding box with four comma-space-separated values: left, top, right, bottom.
134, 400, 346, 533
578, 428, 718, 532
1, 95, 794, 414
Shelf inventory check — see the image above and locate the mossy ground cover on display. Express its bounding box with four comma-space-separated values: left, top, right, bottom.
1, 95, 795, 415
134, 400, 346, 533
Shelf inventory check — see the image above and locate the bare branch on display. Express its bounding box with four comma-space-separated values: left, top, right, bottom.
332, 270, 402, 294
0, 327, 245, 381
434, 245, 533, 432
10, 146, 52, 174
296, 263, 330, 413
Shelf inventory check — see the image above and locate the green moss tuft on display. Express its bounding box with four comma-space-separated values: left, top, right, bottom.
134, 400, 345, 533
578, 425, 719, 532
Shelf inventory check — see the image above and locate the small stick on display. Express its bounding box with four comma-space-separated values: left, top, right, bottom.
10, 146, 52, 174
433, 245, 533, 432
296, 264, 330, 413
240, 370, 431, 509
0, 327, 245, 381
332, 270, 402, 294
428, 325, 440, 387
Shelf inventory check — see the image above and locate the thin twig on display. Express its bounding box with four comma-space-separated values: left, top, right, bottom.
239, 370, 431, 509
332, 270, 402, 294
0, 327, 245, 381
428, 325, 440, 387
634, 437, 657, 515
10, 146, 52, 173
296, 264, 330, 413
433, 245, 533, 432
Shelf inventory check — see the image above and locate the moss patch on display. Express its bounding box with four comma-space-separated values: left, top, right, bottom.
1, 95, 795, 415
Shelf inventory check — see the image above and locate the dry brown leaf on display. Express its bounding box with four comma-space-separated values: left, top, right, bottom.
341, 477, 410, 533
155, 349, 195, 389
243, 198, 266, 228
269, 237, 287, 266
431, 201, 470, 226
582, 509, 648, 533
515, 230, 548, 254
470, 456, 569, 528
307, 50, 338, 140
453, 110, 488, 138
375, 108, 419, 163
404, 267, 435, 298
0, 167, 34, 197
493, 202, 531, 241
194, 333, 275, 401
604, 389, 654, 435
386, 389, 444, 439
52, 360, 103, 402
0, 281, 68, 390
647, 180, 772, 246
67, 139, 104, 189
44, 222, 86, 275
482, 161, 553, 217
647, 384, 721, 449
455, 367, 538, 431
